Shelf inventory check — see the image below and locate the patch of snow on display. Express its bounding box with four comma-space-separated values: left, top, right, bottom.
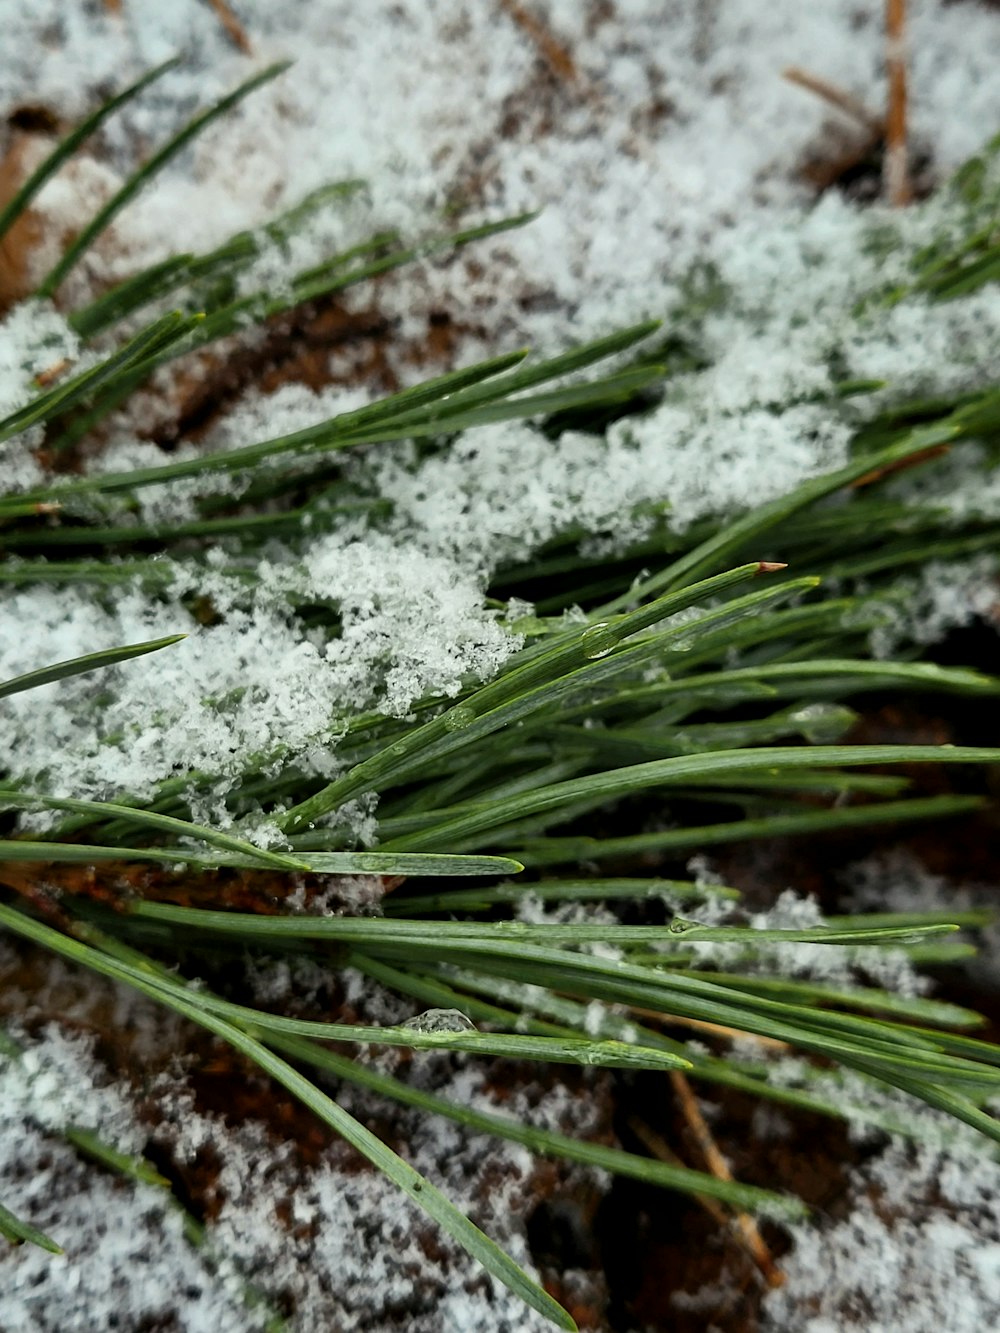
0, 533, 517, 814
765, 1134, 1000, 1333
0, 1006, 603, 1332
868, 554, 1000, 657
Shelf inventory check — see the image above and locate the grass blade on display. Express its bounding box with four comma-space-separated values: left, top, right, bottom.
0, 635, 185, 700
0, 904, 576, 1331
0, 310, 196, 443
380, 744, 1000, 852
0, 1201, 62, 1254
270, 1031, 805, 1218
36, 63, 290, 299
0, 790, 308, 872
0, 59, 179, 245
0, 842, 521, 877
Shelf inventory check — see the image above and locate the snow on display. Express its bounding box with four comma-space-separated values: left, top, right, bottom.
846, 847, 1000, 994
0, 978, 601, 1332
0, 534, 516, 813
764, 1136, 1000, 1333
869, 554, 1000, 656
3, 1, 1000, 1328
1, 2, 999, 820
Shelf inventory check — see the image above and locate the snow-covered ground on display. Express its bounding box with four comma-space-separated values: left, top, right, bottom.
3, 2, 1000, 1329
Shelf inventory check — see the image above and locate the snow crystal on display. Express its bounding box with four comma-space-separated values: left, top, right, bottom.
868, 554, 1000, 657
655, 884, 931, 996
0, 1025, 262, 1333
845, 848, 1000, 995
765, 1134, 1000, 1333
2, 2, 999, 826
0, 1003, 602, 1332
0, 533, 517, 813
0, 301, 79, 490
0, 301, 78, 421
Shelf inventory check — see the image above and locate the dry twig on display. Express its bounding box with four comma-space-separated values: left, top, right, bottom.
499, 0, 578, 84
670, 1070, 786, 1289
782, 66, 883, 136
628, 1114, 733, 1230
206, 0, 253, 55
884, 0, 912, 206
629, 1004, 792, 1052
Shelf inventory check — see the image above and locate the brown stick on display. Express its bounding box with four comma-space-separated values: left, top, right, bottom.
207, 0, 253, 55
782, 66, 883, 136
628, 1114, 732, 1230
499, 0, 577, 83
884, 0, 912, 206
629, 1004, 791, 1052
34, 357, 72, 388
670, 1071, 786, 1289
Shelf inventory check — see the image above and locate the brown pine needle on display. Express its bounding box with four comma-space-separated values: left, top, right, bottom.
670, 1070, 786, 1289
206, 0, 253, 55
782, 66, 883, 136
627, 1114, 732, 1229
499, 0, 578, 84
849, 442, 951, 488
34, 358, 72, 389
884, 0, 912, 206
629, 1004, 792, 1052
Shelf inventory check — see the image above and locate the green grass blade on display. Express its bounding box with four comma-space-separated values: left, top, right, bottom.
380, 744, 1000, 852
0, 904, 576, 1331
685, 972, 986, 1029
0, 310, 195, 443
513, 794, 986, 867
37, 946, 686, 1070
270, 1031, 805, 1219
203, 1019, 576, 1328
0, 790, 308, 872
277, 562, 785, 833
0, 59, 179, 245
36, 63, 290, 299
0, 1201, 62, 1254
0, 635, 185, 700
382, 946, 1000, 1090
0, 341, 546, 504
367, 320, 662, 429
168, 213, 536, 356
384, 876, 742, 915
70, 179, 367, 338
597, 421, 963, 609
63, 1125, 171, 1188
0, 841, 521, 877
125, 900, 959, 950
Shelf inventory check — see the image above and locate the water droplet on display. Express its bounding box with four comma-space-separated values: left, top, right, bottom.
389, 741, 408, 757
788, 702, 857, 744
444, 704, 476, 731
668, 916, 697, 935
666, 636, 694, 653
580, 621, 621, 660
400, 1008, 477, 1034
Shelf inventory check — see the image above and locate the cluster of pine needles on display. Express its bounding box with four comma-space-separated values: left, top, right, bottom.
2, 62, 1000, 1329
